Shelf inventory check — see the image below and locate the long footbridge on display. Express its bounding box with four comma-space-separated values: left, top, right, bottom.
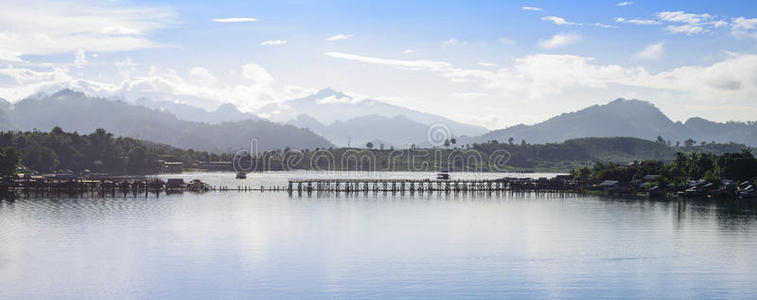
1, 175, 580, 197
287, 177, 578, 193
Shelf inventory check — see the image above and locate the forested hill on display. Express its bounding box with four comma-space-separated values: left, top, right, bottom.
476, 98, 757, 146
0, 128, 228, 174
226, 137, 752, 172
0, 129, 750, 175
0, 89, 333, 153
467, 137, 749, 170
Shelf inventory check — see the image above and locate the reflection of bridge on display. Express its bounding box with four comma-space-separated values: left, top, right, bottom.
288, 177, 577, 193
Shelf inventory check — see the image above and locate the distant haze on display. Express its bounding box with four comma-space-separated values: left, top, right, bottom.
1, 89, 756, 151
1, 1, 757, 129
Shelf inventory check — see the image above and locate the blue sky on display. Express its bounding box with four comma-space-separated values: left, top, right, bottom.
1, 0, 757, 128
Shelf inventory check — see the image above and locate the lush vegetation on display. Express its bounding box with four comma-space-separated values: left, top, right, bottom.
570, 149, 757, 188
0, 146, 19, 176
0, 128, 753, 176
0, 127, 230, 175
236, 137, 753, 172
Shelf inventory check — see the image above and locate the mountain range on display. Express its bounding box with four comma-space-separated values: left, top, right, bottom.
0, 90, 332, 152
1, 89, 755, 153
475, 99, 757, 147
258, 88, 489, 144
132, 97, 261, 124
288, 114, 431, 148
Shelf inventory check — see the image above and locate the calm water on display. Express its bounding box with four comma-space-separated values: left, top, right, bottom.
1, 172, 757, 299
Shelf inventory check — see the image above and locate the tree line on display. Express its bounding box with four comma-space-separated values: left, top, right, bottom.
0, 128, 753, 176
571, 149, 757, 187
0, 127, 230, 175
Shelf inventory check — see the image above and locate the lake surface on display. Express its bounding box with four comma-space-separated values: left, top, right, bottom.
2, 172, 757, 299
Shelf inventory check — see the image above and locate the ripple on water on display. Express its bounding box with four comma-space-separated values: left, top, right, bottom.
1, 186, 757, 299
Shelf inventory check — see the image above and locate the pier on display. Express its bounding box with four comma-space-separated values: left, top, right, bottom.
0, 177, 213, 197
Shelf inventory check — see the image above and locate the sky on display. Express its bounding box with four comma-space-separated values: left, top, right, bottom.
1, 0, 757, 129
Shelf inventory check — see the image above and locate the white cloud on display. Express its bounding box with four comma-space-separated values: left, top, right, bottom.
617, 12, 726, 35
323, 52, 628, 98
315, 95, 361, 104
541, 16, 577, 25
477, 62, 498, 67
634, 43, 664, 60
0, 60, 312, 112
0, 0, 176, 61
189, 67, 217, 84
732, 17, 757, 39
616, 2, 633, 6
211, 17, 258, 23
115, 57, 136, 69
325, 52, 453, 71
403, 49, 415, 54
629, 53, 757, 103
614, 17, 660, 25
655, 11, 728, 35
242, 64, 274, 86
0, 65, 77, 100
734, 17, 757, 29
657, 11, 711, 24
327, 34, 353, 41
442, 38, 462, 47
666, 24, 703, 35
539, 33, 581, 49
521, 6, 542, 11
713, 20, 728, 28
594, 23, 617, 29
5, 49, 757, 126
74, 49, 87, 67
322, 51, 757, 109
541, 16, 613, 28
260, 40, 287, 46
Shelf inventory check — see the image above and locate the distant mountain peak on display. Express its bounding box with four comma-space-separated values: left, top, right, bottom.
684, 117, 712, 126
0, 97, 9, 107
294, 113, 321, 123
607, 97, 633, 105
310, 88, 356, 105
255, 87, 489, 143
51, 88, 86, 99
476, 97, 757, 147
6, 90, 333, 151
606, 98, 659, 109
215, 103, 241, 114
313, 88, 349, 99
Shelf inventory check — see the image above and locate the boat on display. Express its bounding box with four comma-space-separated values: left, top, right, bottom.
236, 172, 247, 179
188, 179, 211, 192
436, 168, 450, 181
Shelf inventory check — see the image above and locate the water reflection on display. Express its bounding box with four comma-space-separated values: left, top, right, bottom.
1, 180, 757, 298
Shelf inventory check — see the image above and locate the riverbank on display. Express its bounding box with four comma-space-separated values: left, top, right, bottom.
3, 169, 755, 200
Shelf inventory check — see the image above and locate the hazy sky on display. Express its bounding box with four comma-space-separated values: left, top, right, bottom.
1, 0, 757, 129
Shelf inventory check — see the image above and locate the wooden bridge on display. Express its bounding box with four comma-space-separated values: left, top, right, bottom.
1, 175, 580, 198
287, 177, 578, 194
